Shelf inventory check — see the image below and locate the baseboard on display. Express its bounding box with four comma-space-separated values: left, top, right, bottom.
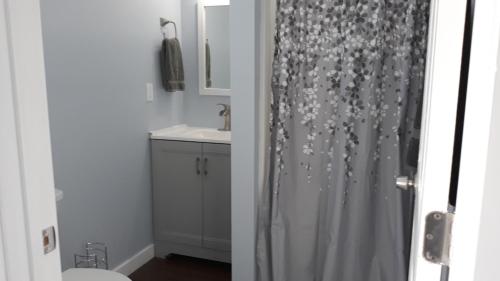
113, 244, 154, 276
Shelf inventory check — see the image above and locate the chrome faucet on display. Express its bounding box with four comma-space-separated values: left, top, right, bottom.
217, 103, 231, 131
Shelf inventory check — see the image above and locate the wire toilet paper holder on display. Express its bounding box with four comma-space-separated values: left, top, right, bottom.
74, 242, 109, 269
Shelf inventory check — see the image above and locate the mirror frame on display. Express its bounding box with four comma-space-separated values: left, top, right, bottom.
197, 0, 231, 96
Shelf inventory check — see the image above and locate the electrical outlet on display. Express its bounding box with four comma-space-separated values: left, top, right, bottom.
146, 83, 154, 102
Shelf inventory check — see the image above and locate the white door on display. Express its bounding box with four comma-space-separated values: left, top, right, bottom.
448, 0, 500, 280
408, 0, 468, 280
0, 0, 62, 280
411, 0, 500, 281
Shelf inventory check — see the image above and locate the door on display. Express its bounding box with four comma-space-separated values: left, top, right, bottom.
409, 0, 500, 280
408, 0, 468, 281
0, 229, 5, 281
152, 140, 203, 246
410, 0, 500, 279
0, 0, 62, 280
448, 0, 500, 280
202, 143, 231, 252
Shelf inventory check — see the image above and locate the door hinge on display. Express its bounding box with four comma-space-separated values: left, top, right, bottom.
423, 211, 454, 266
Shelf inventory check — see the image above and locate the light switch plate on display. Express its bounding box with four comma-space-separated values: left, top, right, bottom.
146, 83, 154, 102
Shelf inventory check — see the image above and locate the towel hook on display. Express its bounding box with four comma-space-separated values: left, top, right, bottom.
160, 18, 178, 39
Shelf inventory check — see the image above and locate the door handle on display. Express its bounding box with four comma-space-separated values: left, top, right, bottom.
396, 176, 416, 191
196, 157, 201, 175
204, 157, 208, 176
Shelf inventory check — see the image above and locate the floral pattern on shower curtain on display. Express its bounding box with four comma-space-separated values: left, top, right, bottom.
257, 0, 430, 281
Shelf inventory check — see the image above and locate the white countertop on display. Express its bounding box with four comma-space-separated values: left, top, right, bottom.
150, 125, 231, 144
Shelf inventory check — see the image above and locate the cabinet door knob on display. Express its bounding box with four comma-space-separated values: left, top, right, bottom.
196, 157, 201, 175
204, 158, 208, 176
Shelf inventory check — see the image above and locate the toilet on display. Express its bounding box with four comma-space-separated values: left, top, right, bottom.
62, 268, 131, 281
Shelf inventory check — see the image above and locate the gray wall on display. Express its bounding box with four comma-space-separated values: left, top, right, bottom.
41, 0, 233, 271
41, 0, 184, 270
181, 0, 230, 128
230, 0, 259, 280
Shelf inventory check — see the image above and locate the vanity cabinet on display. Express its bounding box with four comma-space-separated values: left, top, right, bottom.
151, 140, 231, 262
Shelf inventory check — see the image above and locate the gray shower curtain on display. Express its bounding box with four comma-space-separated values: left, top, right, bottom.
256, 1, 430, 281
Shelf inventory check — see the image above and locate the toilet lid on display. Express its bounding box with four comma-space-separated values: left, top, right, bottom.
62, 269, 131, 281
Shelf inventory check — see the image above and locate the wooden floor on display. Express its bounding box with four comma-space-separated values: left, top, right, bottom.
129, 255, 231, 281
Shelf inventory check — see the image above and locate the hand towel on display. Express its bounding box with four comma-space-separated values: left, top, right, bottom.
206, 42, 212, 88
160, 38, 185, 92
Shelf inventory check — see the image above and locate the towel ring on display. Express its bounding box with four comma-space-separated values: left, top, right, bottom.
160, 18, 178, 39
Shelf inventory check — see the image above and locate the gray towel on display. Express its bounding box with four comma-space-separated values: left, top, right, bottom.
160, 38, 185, 92
205, 42, 212, 87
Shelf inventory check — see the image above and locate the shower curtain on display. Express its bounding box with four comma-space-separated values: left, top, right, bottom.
256, 1, 430, 281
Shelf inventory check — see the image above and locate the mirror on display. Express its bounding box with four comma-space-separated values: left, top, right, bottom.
198, 0, 231, 96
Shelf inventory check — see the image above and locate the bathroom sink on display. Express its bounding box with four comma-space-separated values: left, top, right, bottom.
150, 125, 231, 144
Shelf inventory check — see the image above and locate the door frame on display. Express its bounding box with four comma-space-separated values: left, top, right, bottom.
0, 0, 62, 280
448, 0, 500, 280
408, 0, 468, 280
0, 0, 37, 280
